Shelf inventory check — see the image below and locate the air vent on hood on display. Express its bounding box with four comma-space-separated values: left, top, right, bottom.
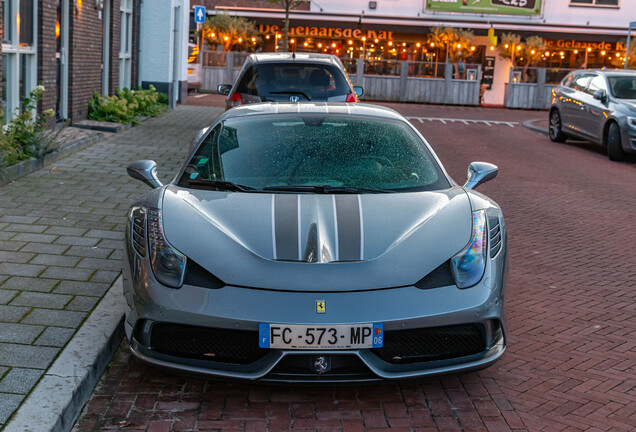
488, 215, 502, 258
131, 208, 147, 257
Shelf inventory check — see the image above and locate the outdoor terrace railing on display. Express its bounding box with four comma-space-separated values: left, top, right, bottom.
199, 52, 482, 106
505, 67, 577, 109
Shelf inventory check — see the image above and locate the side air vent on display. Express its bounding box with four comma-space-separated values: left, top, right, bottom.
131, 207, 147, 257
488, 215, 502, 258
415, 260, 455, 290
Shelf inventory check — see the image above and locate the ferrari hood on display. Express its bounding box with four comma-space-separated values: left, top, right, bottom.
161, 186, 472, 291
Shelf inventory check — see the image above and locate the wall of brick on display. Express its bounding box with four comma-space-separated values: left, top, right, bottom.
68, 1, 107, 121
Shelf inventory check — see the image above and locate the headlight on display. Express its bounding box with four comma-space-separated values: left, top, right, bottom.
147, 209, 186, 288
627, 117, 636, 130
450, 210, 486, 289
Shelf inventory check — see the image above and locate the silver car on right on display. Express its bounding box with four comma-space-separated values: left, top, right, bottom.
549, 69, 636, 161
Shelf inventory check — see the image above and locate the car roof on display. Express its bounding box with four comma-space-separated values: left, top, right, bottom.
248, 52, 341, 66
221, 103, 404, 121
575, 69, 636, 76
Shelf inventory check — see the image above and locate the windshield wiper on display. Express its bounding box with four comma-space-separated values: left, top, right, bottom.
262, 185, 395, 194
269, 90, 312, 101
187, 178, 256, 192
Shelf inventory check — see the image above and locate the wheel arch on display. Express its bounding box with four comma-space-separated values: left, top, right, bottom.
602, 118, 619, 148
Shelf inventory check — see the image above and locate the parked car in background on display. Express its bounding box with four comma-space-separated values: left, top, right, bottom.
549, 69, 636, 161
217, 52, 363, 109
124, 103, 507, 382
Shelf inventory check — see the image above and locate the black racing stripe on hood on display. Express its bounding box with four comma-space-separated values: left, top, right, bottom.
274, 194, 299, 260
335, 195, 362, 261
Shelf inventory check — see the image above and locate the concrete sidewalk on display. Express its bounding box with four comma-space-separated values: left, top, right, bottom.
0, 105, 223, 431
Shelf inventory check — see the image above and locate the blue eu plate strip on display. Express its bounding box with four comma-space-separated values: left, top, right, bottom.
258, 323, 270, 348
372, 323, 384, 348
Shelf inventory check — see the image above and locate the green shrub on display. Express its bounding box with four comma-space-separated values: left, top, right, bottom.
88, 85, 168, 124
0, 85, 59, 168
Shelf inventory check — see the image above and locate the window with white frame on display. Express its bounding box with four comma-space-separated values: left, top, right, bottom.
570, 0, 619, 6
2, 0, 37, 122
119, 0, 133, 89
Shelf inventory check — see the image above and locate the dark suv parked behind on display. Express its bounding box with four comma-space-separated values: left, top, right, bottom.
217, 53, 363, 109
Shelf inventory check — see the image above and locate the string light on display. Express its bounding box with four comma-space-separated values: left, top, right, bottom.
587, 47, 592, 52
388, 41, 393, 46
504, 44, 509, 48
416, 42, 421, 48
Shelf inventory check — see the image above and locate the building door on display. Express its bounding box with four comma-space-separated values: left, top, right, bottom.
119, 0, 133, 89
102, 0, 111, 95
56, 0, 69, 121
2, 0, 37, 122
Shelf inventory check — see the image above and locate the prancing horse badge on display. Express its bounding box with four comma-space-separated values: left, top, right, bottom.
316, 300, 325, 314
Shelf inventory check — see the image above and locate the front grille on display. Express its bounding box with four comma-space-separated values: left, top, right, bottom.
150, 323, 267, 365
266, 354, 376, 382
372, 324, 485, 364
488, 215, 502, 258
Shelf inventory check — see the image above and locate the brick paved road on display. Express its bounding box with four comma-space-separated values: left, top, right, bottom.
0, 106, 223, 428
73, 103, 636, 432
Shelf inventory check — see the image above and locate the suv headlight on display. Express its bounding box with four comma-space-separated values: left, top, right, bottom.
147, 209, 186, 288
450, 210, 486, 289
627, 117, 636, 130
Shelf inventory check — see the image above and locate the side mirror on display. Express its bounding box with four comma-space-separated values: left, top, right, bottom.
464, 162, 498, 190
353, 86, 364, 97
127, 160, 163, 189
217, 84, 232, 96
593, 90, 607, 102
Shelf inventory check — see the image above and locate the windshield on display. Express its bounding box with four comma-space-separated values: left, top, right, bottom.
179, 114, 450, 193
237, 63, 351, 101
608, 76, 636, 99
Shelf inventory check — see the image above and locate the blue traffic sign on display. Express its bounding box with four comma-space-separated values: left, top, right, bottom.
194, 6, 206, 24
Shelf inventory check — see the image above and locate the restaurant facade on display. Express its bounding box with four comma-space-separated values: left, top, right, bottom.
193, 0, 633, 105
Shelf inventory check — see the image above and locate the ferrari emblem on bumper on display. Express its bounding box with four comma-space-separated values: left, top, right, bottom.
316, 300, 325, 314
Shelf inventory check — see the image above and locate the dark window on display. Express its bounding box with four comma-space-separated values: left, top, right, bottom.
236, 62, 351, 102
3, 0, 13, 44
570, 0, 618, 5
608, 76, 636, 99
19, 0, 34, 46
181, 115, 450, 193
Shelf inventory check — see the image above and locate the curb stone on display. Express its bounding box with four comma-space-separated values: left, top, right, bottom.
0, 133, 103, 187
522, 118, 548, 136
3, 277, 125, 432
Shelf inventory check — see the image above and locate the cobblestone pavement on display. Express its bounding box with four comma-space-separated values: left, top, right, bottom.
0, 106, 223, 428
74, 102, 636, 432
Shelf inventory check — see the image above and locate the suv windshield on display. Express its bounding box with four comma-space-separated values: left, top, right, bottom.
608, 76, 636, 99
179, 114, 449, 193
237, 63, 351, 101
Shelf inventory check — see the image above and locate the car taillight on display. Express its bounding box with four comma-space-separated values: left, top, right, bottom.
228, 92, 243, 108
346, 92, 358, 103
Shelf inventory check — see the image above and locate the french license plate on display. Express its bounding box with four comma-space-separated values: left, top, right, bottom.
258, 323, 383, 349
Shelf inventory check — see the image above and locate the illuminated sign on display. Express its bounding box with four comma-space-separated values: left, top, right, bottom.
259, 25, 393, 41
425, 0, 542, 15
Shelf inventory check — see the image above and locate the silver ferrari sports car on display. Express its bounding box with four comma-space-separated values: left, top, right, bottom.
123, 103, 507, 382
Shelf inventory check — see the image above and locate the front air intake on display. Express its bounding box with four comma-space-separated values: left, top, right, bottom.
131, 207, 147, 257
488, 215, 502, 258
